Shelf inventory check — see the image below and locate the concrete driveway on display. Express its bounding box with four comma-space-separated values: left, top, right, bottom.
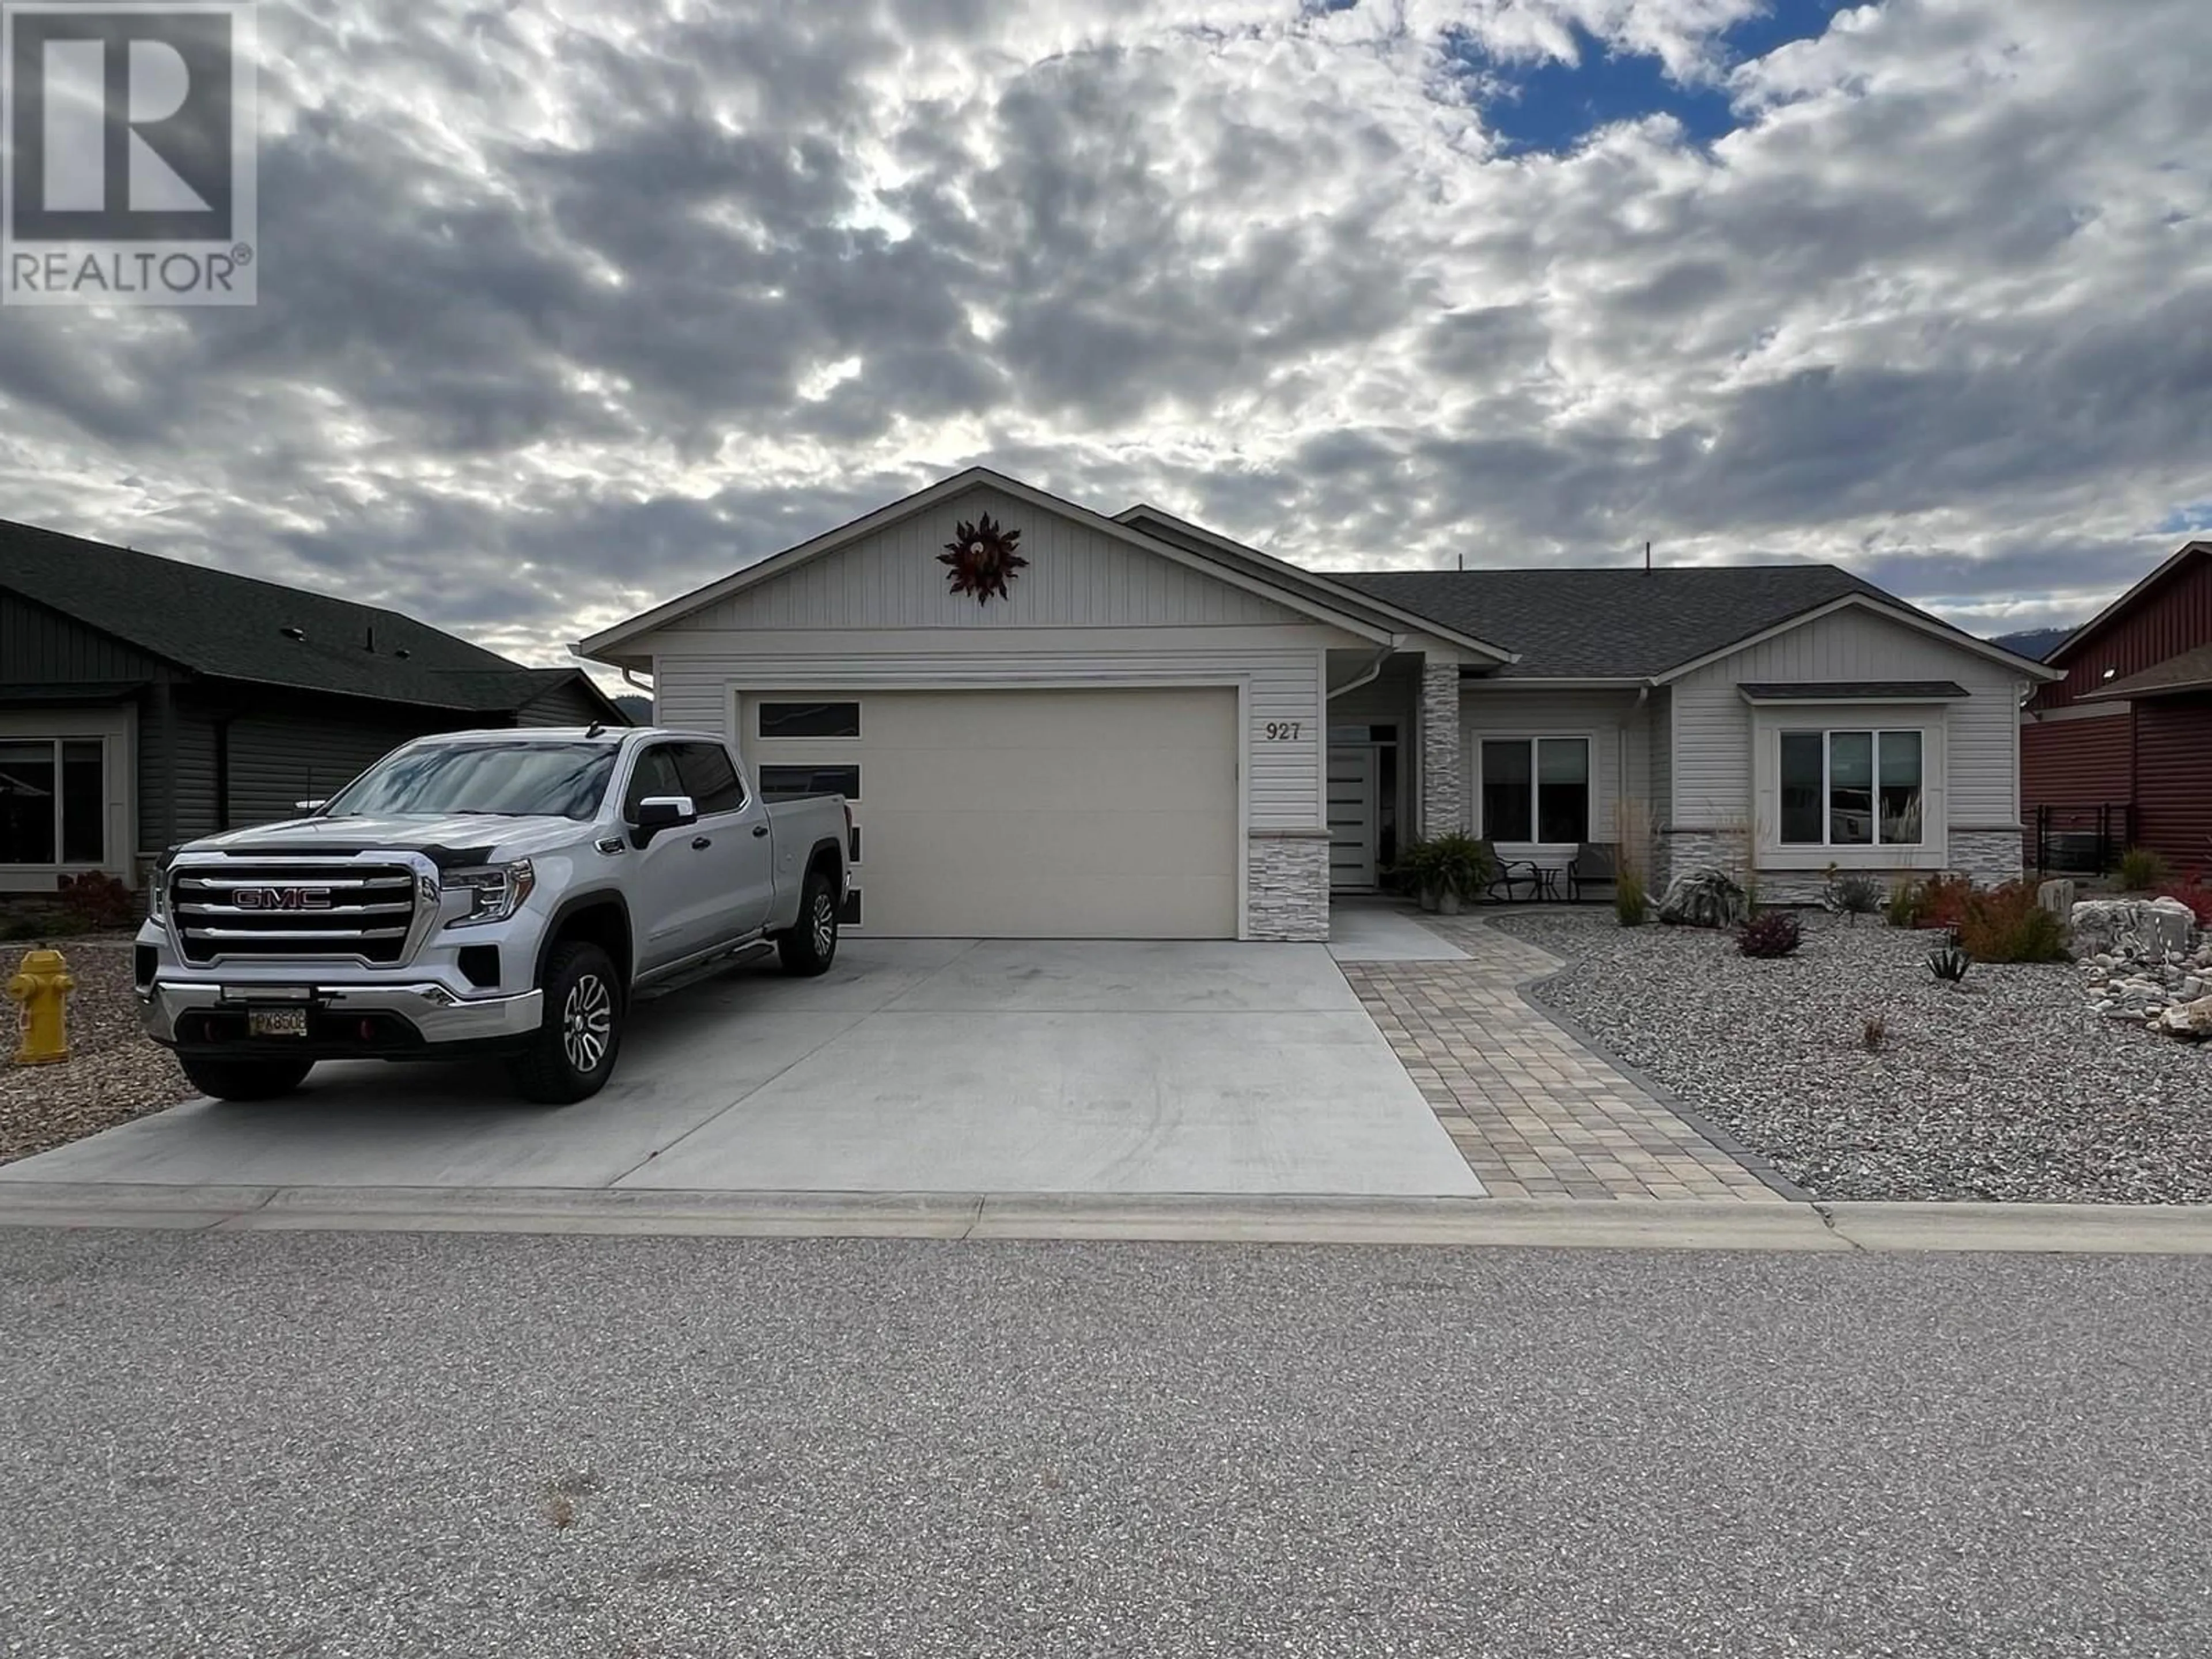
2, 941, 1479, 1197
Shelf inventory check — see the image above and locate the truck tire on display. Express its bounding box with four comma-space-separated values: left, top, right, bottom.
507, 940, 623, 1105
181, 1054, 315, 1102
778, 869, 839, 977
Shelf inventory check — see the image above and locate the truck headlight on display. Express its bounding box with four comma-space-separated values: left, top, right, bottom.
446, 859, 536, 927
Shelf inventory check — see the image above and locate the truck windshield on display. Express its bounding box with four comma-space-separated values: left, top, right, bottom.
322, 742, 619, 821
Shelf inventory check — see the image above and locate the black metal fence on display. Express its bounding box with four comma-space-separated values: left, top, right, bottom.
2033, 803, 2135, 873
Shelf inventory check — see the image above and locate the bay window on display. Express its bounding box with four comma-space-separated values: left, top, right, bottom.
1780, 729, 1923, 847
0, 738, 105, 866
1479, 737, 1589, 843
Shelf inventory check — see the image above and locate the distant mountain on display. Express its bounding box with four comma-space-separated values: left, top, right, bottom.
1990, 627, 2073, 662
612, 692, 652, 724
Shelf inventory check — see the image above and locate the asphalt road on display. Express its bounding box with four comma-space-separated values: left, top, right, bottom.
3, 1232, 2208, 1658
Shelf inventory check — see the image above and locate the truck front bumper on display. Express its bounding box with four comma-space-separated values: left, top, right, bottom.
141, 979, 545, 1059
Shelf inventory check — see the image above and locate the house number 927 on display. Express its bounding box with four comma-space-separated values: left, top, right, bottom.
1263, 721, 1304, 741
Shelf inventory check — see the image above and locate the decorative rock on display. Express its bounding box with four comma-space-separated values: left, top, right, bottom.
2154, 994, 2212, 1041
2071, 898, 2199, 960
1656, 868, 1749, 929
2037, 878, 2078, 915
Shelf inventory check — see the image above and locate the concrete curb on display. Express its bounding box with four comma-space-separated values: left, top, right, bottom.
3, 1181, 2212, 1253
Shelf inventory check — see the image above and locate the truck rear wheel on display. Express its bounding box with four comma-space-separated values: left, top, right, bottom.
778, 869, 839, 977
181, 1055, 315, 1102
507, 941, 623, 1105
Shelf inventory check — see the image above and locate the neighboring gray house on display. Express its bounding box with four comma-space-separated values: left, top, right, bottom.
1, 518, 629, 891
578, 467, 2060, 942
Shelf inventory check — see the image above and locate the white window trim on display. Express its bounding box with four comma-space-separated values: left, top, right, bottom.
1472, 733, 1594, 849
1752, 707, 1948, 871
1779, 728, 1927, 850
0, 708, 135, 891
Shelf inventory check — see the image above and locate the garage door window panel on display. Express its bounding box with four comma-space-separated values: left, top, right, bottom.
759, 702, 861, 740
759, 764, 859, 802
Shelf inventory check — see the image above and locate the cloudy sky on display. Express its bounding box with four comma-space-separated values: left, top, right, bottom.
3, 0, 2207, 671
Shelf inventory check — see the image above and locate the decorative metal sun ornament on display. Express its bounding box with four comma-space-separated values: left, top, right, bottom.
937, 513, 1027, 604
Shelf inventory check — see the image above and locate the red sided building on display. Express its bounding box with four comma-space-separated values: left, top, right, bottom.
2022, 541, 2212, 878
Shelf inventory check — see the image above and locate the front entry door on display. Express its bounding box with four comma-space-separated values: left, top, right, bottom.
1327, 746, 1380, 890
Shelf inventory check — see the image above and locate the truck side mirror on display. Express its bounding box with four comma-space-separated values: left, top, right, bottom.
293, 799, 327, 814
633, 795, 697, 845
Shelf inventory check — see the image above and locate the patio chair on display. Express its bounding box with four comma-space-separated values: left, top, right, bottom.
1566, 842, 1618, 902
1474, 838, 1543, 903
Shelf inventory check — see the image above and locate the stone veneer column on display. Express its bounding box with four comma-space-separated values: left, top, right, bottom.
1418, 661, 1463, 838
1246, 831, 1331, 941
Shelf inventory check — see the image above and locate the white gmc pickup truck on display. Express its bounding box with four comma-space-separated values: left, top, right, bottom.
134, 726, 850, 1104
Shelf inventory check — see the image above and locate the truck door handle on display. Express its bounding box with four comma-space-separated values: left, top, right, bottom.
751, 824, 770, 838
691, 836, 712, 850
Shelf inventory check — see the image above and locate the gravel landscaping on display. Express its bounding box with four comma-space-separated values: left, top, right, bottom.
1495, 911, 2212, 1205
1, 941, 192, 1168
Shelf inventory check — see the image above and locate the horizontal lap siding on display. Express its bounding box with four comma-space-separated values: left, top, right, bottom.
222, 705, 445, 829
654, 649, 1322, 830
1672, 608, 2030, 831
2134, 699, 2212, 874
2021, 710, 2134, 808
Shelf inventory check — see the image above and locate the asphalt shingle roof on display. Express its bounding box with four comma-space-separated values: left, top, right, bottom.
1325, 564, 1893, 678
1737, 680, 1968, 700
0, 518, 604, 714
2081, 641, 2212, 701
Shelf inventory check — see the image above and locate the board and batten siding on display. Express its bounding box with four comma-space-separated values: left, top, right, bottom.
1668, 605, 2033, 862
666, 486, 1310, 634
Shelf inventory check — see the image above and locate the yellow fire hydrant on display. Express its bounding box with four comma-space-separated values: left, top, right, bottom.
7, 948, 73, 1066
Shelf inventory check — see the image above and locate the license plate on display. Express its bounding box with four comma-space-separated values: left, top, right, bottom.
248, 1008, 309, 1038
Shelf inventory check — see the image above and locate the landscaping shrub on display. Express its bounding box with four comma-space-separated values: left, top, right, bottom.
1613, 870, 1650, 927
1955, 881, 2070, 964
1861, 1013, 1888, 1052
1884, 878, 1931, 929
1822, 870, 1883, 924
1425, 834, 1495, 904
58, 871, 138, 930
1736, 910, 1803, 959
1927, 940, 1972, 983
2116, 847, 2169, 892
1916, 875, 1975, 934
2159, 881, 2212, 927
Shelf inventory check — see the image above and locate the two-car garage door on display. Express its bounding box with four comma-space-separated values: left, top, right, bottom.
741, 687, 1240, 939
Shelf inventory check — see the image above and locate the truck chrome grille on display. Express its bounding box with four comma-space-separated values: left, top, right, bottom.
171, 862, 421, 964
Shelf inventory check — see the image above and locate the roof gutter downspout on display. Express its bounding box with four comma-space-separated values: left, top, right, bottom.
1326, 643, 1393, 702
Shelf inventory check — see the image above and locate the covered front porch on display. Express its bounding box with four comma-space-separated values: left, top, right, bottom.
1324, 649, 1657, 900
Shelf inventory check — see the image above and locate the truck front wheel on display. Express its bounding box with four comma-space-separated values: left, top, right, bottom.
507, 941, 623, 1105
778, 869, 840, 977
181, 1055, 315, 1102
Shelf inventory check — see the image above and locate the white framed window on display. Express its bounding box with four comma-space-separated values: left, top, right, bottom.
1479, 737, 1589, 843
0, 737, 106, 867
1779, 729, 1924, 847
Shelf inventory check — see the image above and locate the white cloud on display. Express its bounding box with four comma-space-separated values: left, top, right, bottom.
0, 0, 2205, 662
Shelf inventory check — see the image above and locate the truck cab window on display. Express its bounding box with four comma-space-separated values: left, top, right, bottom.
622, 745, 687, 820
673, 743, 747, 815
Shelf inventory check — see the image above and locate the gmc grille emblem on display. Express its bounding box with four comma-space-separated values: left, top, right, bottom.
234, 887, 335, 911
